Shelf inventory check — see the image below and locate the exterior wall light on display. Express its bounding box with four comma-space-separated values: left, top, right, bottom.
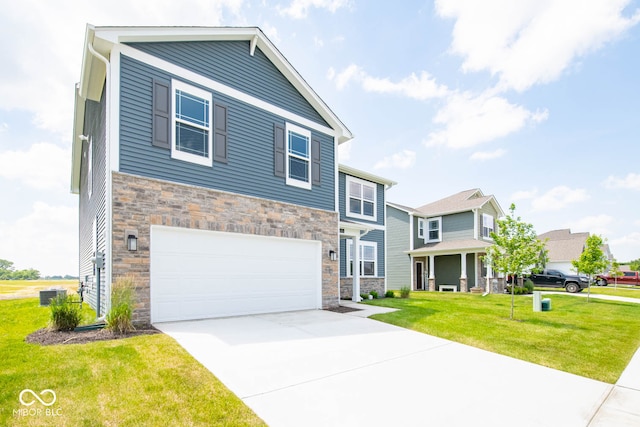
126, 230, 138, 251
127, 234, 138, 251
329, 250, 337, 261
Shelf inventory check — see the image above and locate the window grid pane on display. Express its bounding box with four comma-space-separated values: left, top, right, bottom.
176, 122, 209, 157
176, 90, 209, 128
289, 157, 309, 182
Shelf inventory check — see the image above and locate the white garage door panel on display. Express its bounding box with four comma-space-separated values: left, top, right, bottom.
150, 226, 322, 322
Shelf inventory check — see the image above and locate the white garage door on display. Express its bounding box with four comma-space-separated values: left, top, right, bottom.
150, 226, 322, 323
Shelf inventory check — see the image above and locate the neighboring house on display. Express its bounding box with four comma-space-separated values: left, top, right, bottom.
338, 165, 396, 300
71, 25, 354, 324
538, 229, 614, 274
387, 189, 504, 292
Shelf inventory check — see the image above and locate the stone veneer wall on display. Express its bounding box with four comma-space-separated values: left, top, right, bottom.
339, 277, 385, 299
111, 172, 339, 325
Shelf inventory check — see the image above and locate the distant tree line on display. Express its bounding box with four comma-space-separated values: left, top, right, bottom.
629, 259, 640, 271
0, 259, 40, 280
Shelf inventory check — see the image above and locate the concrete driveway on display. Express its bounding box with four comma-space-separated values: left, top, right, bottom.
155, 305, 622, 427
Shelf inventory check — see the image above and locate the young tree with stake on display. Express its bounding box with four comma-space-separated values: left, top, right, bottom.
485, 204, 547, 320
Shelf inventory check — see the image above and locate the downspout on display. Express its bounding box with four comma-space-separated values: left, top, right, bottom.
87, 41, 110, 321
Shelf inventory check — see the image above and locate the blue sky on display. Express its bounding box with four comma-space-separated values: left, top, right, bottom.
1, 0, 639, 276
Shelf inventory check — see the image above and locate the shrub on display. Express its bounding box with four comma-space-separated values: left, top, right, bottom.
106, 276, 136, 334
523, 279, 534, 294
506, 285, 528, 295
385, 290, 395, 298
49, 294, 82, 331
400, 286, 410, 299
369, 291, 378, 299
360, 294, 369, 301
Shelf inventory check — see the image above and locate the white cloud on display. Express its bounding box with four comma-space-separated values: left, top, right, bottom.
425, 91, 548, 148
435, 0, 640, 92
261, 22, 281, 44
0, 202, 77, 276
603, 173, 640, 190
279, 0, 351, 19
329, 64, 449, 100
0, 143, 70, 191
314, 36, 324, 47
566, 214, 614, 236
511, 188, 538, 201
531, 186, 590, 211
0, 123, 8, 133
374, 150, 416, 170
0, 0, 245, 137
470, 148, 506, 161
611, 232, 640, 247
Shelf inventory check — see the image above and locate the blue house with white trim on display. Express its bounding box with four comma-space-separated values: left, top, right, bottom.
71, 25, 369, 324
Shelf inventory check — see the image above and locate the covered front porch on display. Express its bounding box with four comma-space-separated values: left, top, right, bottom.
339, 220, 384, 301
407, 240, 493, 293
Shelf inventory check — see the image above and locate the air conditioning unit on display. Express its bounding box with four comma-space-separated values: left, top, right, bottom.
39, 289, 67, 306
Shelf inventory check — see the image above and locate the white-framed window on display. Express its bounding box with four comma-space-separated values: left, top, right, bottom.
347, 240, 377, 277
87, 137, 93, 199
417, 218, 425, 239
346, 176, 377, 221
171, 79, 213, 167
427, 217, 442, 242
482, 213, 495, 239
285, 122, 312, 189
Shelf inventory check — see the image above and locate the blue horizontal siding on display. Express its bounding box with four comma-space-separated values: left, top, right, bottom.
126, 41, 329, 127
119, 54, 335, 211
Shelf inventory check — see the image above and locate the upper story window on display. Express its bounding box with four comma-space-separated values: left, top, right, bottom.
346, 176, 377, 221
482, 213, 495, 239
286, 123, 311, 189
417, 218, 425, 239
347, 240, 377, 277
171, 80, 213, 166
427, 217, 442, 242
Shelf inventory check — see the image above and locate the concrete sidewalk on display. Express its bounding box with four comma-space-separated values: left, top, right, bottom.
155, 306, 635, 427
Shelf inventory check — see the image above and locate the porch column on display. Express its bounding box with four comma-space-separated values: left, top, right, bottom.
428, 255, 436, 291
460, 252, 468, 292
352, 235, 361, 302
486, 262, 493, 293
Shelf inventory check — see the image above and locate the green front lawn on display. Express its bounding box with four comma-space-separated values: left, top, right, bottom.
0, 298, 265, 426
367, 292, 640, 384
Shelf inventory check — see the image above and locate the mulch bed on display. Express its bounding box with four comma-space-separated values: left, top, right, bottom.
26, 327, 161, 346
325, 306, 362, 314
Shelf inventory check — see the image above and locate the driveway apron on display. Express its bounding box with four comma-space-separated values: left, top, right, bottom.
156, 308, 616, 427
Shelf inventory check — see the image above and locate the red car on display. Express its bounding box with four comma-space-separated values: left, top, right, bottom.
595, 271, 640, 286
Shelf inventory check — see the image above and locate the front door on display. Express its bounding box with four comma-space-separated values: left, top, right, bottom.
416, 261, 424, 290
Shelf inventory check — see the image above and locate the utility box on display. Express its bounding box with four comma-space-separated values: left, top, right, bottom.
39, 289, 67, 306
541, 298, 552, 312
533, 291, 542, 312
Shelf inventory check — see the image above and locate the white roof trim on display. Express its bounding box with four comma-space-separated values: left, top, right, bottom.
339, 164, 396, 188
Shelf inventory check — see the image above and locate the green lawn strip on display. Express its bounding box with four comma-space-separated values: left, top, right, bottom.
0, 299, 265, 426
579, 286, 640, 299
367, 293, 640, 384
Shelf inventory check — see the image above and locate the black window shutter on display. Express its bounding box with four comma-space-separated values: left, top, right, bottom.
311, 138, 321, 186
274, 123, 286, 178
152, 79, 171, 149
213, 102, 228, 163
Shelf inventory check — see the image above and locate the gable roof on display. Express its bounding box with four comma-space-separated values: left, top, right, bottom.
539, 229, 589, 262
415, 189, 504, 217
71, 25, 353, 193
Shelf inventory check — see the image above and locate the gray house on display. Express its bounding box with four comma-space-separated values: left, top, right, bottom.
71, 25, 355, 324
338, 165, 396, 300
387, 189, 504, 292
